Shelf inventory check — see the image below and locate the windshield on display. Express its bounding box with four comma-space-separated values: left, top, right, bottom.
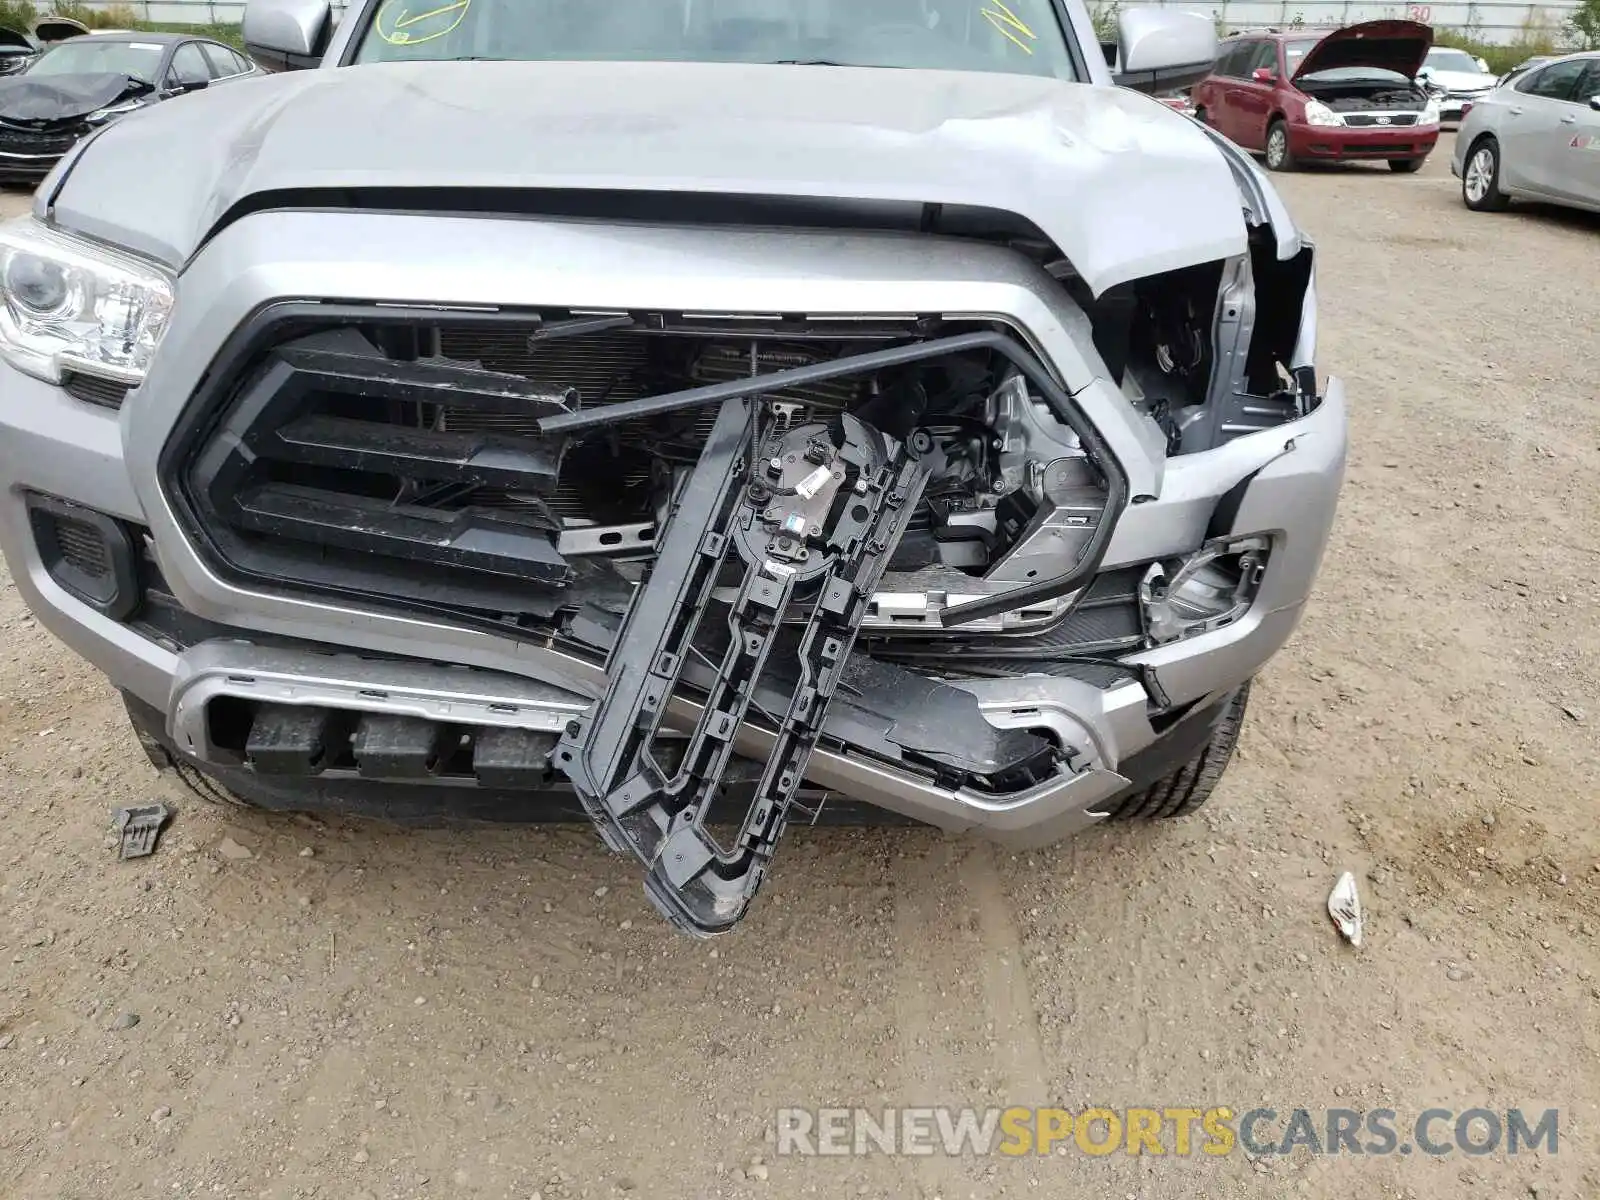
26, 38, 162, 82
1282, 37, 1319, 74
1424, 48, 1480, 73
350, 0, 1077, 79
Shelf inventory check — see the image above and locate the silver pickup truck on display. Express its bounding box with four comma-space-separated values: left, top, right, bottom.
0, 0, 1346, 935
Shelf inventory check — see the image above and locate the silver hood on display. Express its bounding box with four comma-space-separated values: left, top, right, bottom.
43, 59, 1248, 296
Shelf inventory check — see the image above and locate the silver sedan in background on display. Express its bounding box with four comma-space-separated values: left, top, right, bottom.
1453, 50, 1600, 215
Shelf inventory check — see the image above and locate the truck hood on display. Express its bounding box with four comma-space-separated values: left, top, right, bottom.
43, 59, 1249, 297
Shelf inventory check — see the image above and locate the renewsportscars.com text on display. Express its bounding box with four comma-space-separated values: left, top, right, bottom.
774, 1106, 1559, 1158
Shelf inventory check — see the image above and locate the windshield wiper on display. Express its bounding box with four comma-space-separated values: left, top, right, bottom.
764, 59, 909, 68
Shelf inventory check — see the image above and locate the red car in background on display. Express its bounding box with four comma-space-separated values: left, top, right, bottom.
1190, 20, 1441, 173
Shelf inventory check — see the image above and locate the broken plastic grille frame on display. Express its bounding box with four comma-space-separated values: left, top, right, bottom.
555, 398, 933, 934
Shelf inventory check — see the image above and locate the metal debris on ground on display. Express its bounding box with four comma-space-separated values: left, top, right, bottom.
113, 803, 172, 860
1328, 871, 1364, 947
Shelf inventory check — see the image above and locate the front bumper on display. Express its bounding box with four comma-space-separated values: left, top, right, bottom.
1439, 96, 1489, 122
0, 363, 1346, 847
1289, 122, 1439, 161
0, 147, 70, 184
0, 210, 1348, 849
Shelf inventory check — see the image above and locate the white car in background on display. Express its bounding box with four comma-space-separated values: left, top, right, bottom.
1417, 45, 1498, 122
1453, 51, 1600, 215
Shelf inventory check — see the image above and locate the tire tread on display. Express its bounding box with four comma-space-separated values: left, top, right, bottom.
1105, 681, 1251, 822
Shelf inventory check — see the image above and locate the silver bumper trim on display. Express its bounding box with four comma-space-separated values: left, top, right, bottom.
168, 641, 589, 760
166, 640, 1129, 849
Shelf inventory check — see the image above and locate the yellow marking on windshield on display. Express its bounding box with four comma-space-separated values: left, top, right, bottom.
980, 0, 1036, 54
375, 0, 471, 45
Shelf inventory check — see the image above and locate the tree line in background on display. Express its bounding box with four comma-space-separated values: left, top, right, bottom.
0, 1, 244, 48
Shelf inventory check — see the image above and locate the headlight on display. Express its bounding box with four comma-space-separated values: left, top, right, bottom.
1303, 100, 1343, 127
0, 219, 173, 385
1418, 98, 1441, 126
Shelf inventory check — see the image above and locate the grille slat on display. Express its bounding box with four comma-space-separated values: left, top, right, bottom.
233, 484, 573, 586
439, 328, 648, 411
275, 415, 563, 491
278, 344, 578, 417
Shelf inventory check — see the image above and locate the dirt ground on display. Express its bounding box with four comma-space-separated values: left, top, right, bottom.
2, 136, 1598, 1200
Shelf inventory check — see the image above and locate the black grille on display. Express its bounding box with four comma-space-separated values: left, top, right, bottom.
169, 305, 884, 625
177, 322, 579, 620
63, 371, 132, 409
0, 124, 83, 155
54, 516, 110, 578
1343, 112, 1420, 127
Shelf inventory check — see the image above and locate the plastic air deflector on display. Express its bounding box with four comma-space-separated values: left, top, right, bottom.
555, 397, 928, 936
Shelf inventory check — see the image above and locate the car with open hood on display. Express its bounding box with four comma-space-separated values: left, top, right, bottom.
0, 32, 259, 185
0, 0, 1348, 936
0, 26, 39, 77
32, 15, 92, 46
1417, 44, 1500, 122
1191, 20, 1440, 172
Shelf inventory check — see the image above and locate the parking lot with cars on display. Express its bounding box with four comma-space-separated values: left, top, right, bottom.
0, 131, 1597, 1197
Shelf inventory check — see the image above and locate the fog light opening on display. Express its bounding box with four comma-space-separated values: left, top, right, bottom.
1140, 535, 1271, 646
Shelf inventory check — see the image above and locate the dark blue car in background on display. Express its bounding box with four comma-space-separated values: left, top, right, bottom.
0, 30, 259, 185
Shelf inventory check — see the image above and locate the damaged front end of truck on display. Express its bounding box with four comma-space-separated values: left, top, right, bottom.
0, 62, 1347, 936
150, 197, 1331, 934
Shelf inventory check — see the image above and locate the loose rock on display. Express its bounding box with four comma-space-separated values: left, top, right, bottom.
217, 837, 252, 861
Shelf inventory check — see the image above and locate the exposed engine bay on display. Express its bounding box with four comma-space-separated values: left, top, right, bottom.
1295, 76, 1432, 112
427, 321, 1109, 590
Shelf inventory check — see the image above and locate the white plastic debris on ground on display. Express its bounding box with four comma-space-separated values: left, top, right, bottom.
1328, 871, 1363, 947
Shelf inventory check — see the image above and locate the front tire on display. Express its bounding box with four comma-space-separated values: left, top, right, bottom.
1388, 157, 1425, 174
1104, 681, 1251, 821
1264, 120, 1294, 171
1462, 137, 1510, 211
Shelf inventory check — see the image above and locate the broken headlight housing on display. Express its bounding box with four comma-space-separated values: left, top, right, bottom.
0, 218, 174, 386
1140, 535, 1270, 645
